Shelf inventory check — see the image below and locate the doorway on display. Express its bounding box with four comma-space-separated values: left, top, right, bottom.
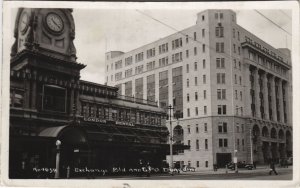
216, 153, 232, 168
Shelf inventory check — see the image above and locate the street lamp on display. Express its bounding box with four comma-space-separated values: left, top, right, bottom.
167, 105, 174, 175
54, 140, 61, 179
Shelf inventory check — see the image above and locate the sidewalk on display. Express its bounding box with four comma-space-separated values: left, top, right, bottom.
180, 165, 292, 175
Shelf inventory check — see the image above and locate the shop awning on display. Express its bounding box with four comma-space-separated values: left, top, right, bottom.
39, 125, 68, 137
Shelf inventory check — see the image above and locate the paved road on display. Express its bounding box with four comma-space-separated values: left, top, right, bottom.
92, 166, 292, 180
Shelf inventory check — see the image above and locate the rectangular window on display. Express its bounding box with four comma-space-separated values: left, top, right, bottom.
203, 59, 206, 68
135, 65, 144, 74
204, 106, 207, 115
195, 92, 198, 101
218, 122, 228, 133
186, 35, 189, 43
203, 75, 206, 84
233, 44, 236, 53
217, 73, 226, 84
203, 90, 207, 99
194, 62, 198, 71
188, 140, 191, 149
135, 52, 144, 62
188, 125, 191, 134
202, 44, 206, 53
238, 31, 240, 41
187, 93, 190, 102
186, 50, 189, 58
43, 85, 66, 112
172, 38, 183, 49
187, 79, 189, 87
186, 64, 189, 73
240, 91, 243, 101
205, 161, 208, 168
196, 125, 199, 133
146, 48, 155, 58
115, 60, 123, 70
216, 58, 225, 68
195, 107, 198, 116
196, 139, 199, 150
195, 77, 198, 86
202, 29, 205, 37
197, 161, 200, 167
125, 56, 133, 66
215, 27, 224, 37
115, 72, 122, 81
194, 47, 197, 55
224, 139, 228, 147
218, 105, 227, 115
158, 43, 168, 54
217, 89, 226, 100
205, 139, 208, 149
216, 42, 225, 53
187, 108, 190, 117
146, 61, 155, 71
194, 32, 197, 41
125, 69, 133, 78
219, 139, 223, 147
204, 123, 207, 132
172, 52, 183, 63
233, 28, 236, 38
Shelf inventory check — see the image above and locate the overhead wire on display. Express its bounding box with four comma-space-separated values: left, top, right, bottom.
254, 10, 292, 36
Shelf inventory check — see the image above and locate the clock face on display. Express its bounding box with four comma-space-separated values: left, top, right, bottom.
20, 13, 29, 33
46, 13, 64, 33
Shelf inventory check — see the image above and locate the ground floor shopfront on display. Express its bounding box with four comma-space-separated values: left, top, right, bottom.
9, 123, 171, 179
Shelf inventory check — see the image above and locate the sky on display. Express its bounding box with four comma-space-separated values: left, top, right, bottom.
11, 8, 292, 84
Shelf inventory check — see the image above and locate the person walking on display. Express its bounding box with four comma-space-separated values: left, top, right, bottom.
269, 159, 278, 175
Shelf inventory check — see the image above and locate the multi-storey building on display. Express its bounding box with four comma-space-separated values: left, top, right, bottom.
9, 8, 171, 178
105, 9, 293, 170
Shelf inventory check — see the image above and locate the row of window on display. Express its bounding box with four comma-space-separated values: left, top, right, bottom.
180, 160, 209, 168
187, 123, 208, 134
187, 139, 208, 150
187, 106, 207, 117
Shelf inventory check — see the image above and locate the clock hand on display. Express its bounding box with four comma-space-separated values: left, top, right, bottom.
51, 17, 61, 29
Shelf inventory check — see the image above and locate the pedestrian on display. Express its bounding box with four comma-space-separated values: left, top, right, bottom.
269, 159, 278, 175
213, 164, 218, 171
146, 162, 151, 177
253, 161, 256, 169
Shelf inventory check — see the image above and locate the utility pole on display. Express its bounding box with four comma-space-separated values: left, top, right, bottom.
167, 105, 174, 175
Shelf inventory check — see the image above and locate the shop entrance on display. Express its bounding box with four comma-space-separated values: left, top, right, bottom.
216, 153, 232, 168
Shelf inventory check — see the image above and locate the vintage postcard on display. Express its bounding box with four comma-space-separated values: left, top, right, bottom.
1, 1, 299, 188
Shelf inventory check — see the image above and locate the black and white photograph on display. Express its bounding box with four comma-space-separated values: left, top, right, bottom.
1, 1, 299, 188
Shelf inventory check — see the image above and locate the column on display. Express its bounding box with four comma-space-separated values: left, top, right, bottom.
143, 75, 147, 100
244, 64, 252, 116
69, 88, 74, 115
270, 76, 277, 122
278, 79, 284, 123
284, 82, 291, 125
24, 78, 31, 109
262, 73, 269, 120
254, 68, 261, 118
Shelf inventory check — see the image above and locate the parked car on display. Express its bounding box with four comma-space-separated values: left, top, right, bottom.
226, 162, 254, 170
286, 157, 293, 165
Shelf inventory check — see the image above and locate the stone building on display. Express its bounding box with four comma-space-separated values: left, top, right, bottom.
105, 9, 293, 170
9, 8, 172, 178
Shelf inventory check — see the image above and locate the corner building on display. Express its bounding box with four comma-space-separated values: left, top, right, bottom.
105, 9, 293, 170
10, 8, 170, 178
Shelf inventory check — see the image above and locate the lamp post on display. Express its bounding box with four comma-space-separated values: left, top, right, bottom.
54, 140, 61, 179
167, 105, 174, 175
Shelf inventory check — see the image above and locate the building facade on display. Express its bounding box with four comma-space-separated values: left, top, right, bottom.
105, 9, 293, 170
9, 8, 171, 178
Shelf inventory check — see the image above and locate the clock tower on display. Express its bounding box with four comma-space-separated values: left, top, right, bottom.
10, 8, 86, 127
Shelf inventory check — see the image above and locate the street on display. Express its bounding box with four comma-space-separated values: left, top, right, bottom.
89, 166, 292, 180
